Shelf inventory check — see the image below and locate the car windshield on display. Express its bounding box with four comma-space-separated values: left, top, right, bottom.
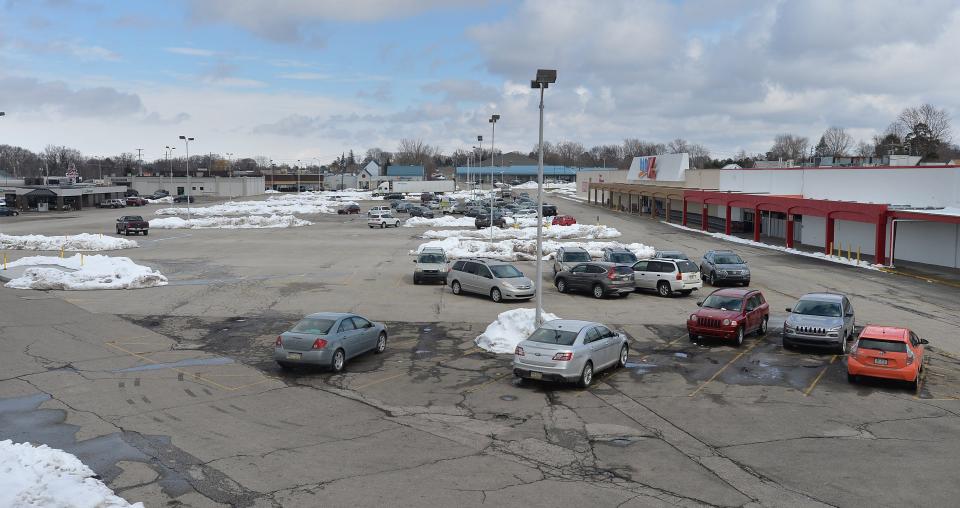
491, 265, 524, 278
793, 300, 842, 317
290, 318, 336, 335
527, 327, 579, 346
857, 338, 907, 353
418, 254, 445, 264
714, 254, 744, 264
608, 252, 637, 263
701, 294, 743, 311
659, 251, 685, 259
563, 252, 591, 262
677, 261, 698, 273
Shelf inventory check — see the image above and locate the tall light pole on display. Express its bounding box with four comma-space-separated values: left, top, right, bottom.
476, 136, 483, 200
296, 159, 302, 194
531, 69, 556, 327
488, 114, 499, 242
179, 136, 194, 220
165, 146, 176, 193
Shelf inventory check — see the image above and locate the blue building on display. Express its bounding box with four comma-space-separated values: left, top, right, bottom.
385, 165, 425, 180
454, 165, 607, 183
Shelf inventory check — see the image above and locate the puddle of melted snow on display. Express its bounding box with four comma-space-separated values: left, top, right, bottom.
116, 356, 233, 372
674, 352, 688, 358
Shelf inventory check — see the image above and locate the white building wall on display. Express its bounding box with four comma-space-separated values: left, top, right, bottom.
834, 219, 876, 255
894, 222, 960, 268
129, 177, 265, 197
801, 216, 826, 247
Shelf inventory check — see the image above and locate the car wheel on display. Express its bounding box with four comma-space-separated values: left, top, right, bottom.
656, 281, 671, 297
743, 280, 750, 287
277, 362, 293, 371
381, 222, 386, 228
578, 362, 594, 388
838, 334, 848, 354
689, 332, 697, 341
451, 280, 462, 295
679, 290, 692, 296
413, 275, 420, 285
783, 338, 793, 350
592, 284, 604, 299
556, 278, 568, 293
143, 230, 148, 236
709, 272, 717, 286
331, 349, 345, 373
735, 326, 744, 347
758, 317, 768, 336
618, 345, 629, 368
374, 333, 387, 354
847, 373, 857, 384
490, 287, 503, 303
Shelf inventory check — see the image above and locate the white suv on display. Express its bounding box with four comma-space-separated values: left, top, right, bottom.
368, 205, 391, 217
367, 212, 401, 228
631, 258, 702, 297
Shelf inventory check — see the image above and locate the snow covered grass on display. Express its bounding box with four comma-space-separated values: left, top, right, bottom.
422, 224, 621, 241
149, 215, 311, 229
3, 254, 168, 290
155, 190, 369, 217
412, 237, 654, 261
0, 233, 138, 251
662, 222, 883, 270
475, 308, 560, 354
403, 216, 476, 228
0, 440, 143, 508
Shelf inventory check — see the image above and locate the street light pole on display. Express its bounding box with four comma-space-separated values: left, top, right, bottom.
179, 136, 194, 220
297, 159, 301, 194
477, 137, 483, 200
531, 69, 557, 327
488, 115, 499, 243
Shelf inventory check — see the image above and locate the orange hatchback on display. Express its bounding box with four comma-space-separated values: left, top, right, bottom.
847, 326, 928, 388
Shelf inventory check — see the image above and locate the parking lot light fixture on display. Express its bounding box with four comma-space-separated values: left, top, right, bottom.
179, 136, 194, 219
488, 115, 499, 242
531, 69, 556, 327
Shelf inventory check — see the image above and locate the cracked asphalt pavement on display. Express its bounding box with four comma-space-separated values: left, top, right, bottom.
1, 197, 959, 507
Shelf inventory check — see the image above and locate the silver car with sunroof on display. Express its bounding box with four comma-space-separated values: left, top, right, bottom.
513, 320, 629, 387
274, 312, 388, 372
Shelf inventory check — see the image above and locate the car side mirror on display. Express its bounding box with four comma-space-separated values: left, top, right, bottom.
696, 300, 703, 307
919, 338, 929, 345
785, 307, 792, 313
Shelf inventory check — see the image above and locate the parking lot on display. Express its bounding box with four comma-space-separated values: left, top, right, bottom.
2, 195, 959, 507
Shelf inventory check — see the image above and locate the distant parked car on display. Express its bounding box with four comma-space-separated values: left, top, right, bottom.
654, 250, 690, 261
99, 198, 126, 208
510, 179, 523, 186
448, 258, 535, 302
847, 325, 927, 389
116, 215, 149, 236
783, 293, 856, 353
475, 212, 506, 229
368, 205, 391, 217
632, 258, 702, 297
700, 249, 750, 286
687, 288, 769, 346
0, 206, 20, 216
338, 203, 361, 215
554, 262, 634, 299
274, 312, 388, 372
126, 197, 147, 207
413, 247, 448, 285
173, 195, 195, 203
542, 204, 558, 217
148, 190, 169, 200
513, 320, 629, 387
367, 212, 401, 228
551, 215, 576, 226
384, 193, 404, 201
601, 247, 638, 266
553, 246, 591, 274
408, 206, 435, 218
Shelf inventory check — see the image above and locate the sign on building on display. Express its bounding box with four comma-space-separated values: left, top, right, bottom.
627, 153, 689, 183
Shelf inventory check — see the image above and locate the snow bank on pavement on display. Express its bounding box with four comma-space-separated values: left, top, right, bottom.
4, 255, 168, 290
403, 216, 476, 228
663, 222, 882, 270
475, 308, 560, 354
0, 233, 137, 251
0, 439, 144, 508
149, 215, 311, 229
513, 181, 576, 191
155, 191, 365, 217
145, 196, 173, 204
412, 238, 654, 261
422, 224, 621, 240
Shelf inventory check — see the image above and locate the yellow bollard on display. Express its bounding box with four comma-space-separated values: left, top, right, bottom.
857, 246, 861, 265
2, 253, 6, 270
846, 243, 851, 261
81, 253, 84, 267
60, 247, 64, 259
828, 242, 833, 258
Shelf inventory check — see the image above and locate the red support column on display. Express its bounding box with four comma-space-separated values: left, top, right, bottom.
681, 198, 688, 226
724, 205, 732, 235
825, 216, 835, 255
785, 215, 795, 249
753, 208, 761, 241
874, 216, 887, 265
701, 204, 709, 231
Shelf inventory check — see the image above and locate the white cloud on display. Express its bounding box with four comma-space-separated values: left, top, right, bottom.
278, 72, 330, 80
165, 46, 217, 57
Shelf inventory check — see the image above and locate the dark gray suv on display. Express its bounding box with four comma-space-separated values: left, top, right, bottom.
700, 249, 750, 286
554, 262, 635, 299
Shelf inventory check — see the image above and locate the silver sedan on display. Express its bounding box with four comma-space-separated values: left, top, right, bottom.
274, 312, 387, 372
513, 320, 629, 387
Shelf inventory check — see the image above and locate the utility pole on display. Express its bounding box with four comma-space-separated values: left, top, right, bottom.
488, 115, 499, 243
136, 148, 144, 177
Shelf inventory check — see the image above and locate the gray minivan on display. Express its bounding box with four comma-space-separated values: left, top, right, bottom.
448, 258, 535, 302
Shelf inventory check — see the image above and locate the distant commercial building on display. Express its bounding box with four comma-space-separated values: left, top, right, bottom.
120, 176, 266, 197
454, 165, 608, 183
1, 177, 128, 211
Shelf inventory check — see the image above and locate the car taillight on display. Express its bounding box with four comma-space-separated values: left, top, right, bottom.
515, 345, 524, 356
676, 271, 682, 281
275, 335, 283, 347
906, 347, 915, 365
607, 268, 616, 280
312, 338, 328, 350
552, 352, 573, 361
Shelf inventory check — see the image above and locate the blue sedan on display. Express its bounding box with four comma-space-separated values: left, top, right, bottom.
274, 312, 388, 372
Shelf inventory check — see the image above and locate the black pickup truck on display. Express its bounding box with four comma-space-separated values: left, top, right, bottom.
116, 215, 149, 236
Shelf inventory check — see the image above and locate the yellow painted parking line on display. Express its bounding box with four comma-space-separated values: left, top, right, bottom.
393, 274, 404, 287
353, 372, 407, 390
464, 372, 511, 393
106, 342, 237, 392
803, 354, 838, 397
877, 267, 960, 289
688, 341, 759, 397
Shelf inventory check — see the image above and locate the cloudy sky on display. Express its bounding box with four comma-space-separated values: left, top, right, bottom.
1, 0, 958, 163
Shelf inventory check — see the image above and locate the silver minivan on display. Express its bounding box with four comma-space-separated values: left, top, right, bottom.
513, 320, 629, 387
448, 258, 535, 302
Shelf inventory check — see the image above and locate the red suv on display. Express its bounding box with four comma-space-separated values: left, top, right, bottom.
687, 288, 769, 346
552, 215, 577, 226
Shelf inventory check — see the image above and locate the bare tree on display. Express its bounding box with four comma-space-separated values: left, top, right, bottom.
622, 139, 665, 158
554, 141, 585, 166
364, 147, 386, 165
817, 127, 853, 157
395, 138, 440, 168
41, 145, 83, 175
667, 138, 689, 154
688, 143, 711, 169
768, 134, 809, 161
854, 141, 874, 158
895, 104, 952, 144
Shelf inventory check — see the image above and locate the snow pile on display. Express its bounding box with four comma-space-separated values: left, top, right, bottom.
662, 222, 882, 270
0, 233, 138, 251
4, 254, 168, 290
422, 224, 621, 241
145, 196, 174, 204
513, 181, 576, 191
0, 440, 144, 508
264, 189, 281, 194
475, 308, 560, 354
403, 216, 476, 228
413, 238, 654, 261
149, 215, 311, 229
155, 191, 361, 217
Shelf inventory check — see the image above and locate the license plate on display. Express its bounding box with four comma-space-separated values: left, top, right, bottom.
529, 371, 542, 380
874, 358, 888, 366
287, 352, 302, 360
